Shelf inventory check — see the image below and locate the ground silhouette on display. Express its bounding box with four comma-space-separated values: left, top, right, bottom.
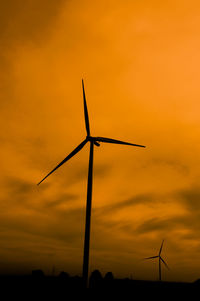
0, 269, 200, 297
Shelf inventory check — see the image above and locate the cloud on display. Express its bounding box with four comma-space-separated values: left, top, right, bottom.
97, 193, 154, 215
0, 176, 83, 248
178, 185, 200, 212
0, 0, 66, 47
135, 216, 183, 234
56, 162, 112, 186
4, 177, 33, 195
0, 185, 85, 248
119, 186, 200, 244
0, 0, 66, 112
43, 193, 78, 209
149, 157, 190, 176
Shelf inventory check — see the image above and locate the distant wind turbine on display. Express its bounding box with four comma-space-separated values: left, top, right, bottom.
37, 79, 146, 287
144, 240, 169, 281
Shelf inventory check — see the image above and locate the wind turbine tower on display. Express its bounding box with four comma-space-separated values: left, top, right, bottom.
144, 240, 169, 281
38, 80, 146, 287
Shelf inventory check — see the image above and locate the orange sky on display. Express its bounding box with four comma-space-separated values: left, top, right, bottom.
1, 0, 200, 282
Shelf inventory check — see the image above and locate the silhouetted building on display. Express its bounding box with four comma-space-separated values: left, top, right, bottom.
89, 270, 103, 288
104, 272, 114, 288
104, 272, 114, 281
32, 269, 45, 278
58, 271, 69, 279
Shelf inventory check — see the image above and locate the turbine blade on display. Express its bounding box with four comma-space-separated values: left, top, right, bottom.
159, 240, 164, 255
94, 141, 100, 147
95, 137, 145, 148
161, 257, 170, 270
143, 256, 159, 260
37, 139, 87, 185
82, 79, 90, 136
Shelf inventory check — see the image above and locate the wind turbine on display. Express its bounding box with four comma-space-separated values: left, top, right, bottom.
37, 79, 145, 287
144, 240, 169, 281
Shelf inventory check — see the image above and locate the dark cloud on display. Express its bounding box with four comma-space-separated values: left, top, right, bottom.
0, 205, 85, 245
150, 157, 190, 175
178, 186, 200, 212
0, 0, 66, 47
93, 187, 200, 256
43, 193, 78, 209
0, 177, 35, 209
135, 217, 180, 234
57, 162, 112, 186
97, 193, 154, 216
0, 0, 66, 110
0, 177, 82, 245
94, 163, 112, 177
2, 174, 78, 210
5, 177, 33, 195
97, 186, 200, 237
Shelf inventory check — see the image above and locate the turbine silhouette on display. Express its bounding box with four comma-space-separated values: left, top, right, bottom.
144, 240, 169, 281
37, 79, 146, 287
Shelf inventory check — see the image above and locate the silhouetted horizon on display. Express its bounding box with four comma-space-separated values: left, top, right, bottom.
0, 268, 199, 283
1, 268, 200, 296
